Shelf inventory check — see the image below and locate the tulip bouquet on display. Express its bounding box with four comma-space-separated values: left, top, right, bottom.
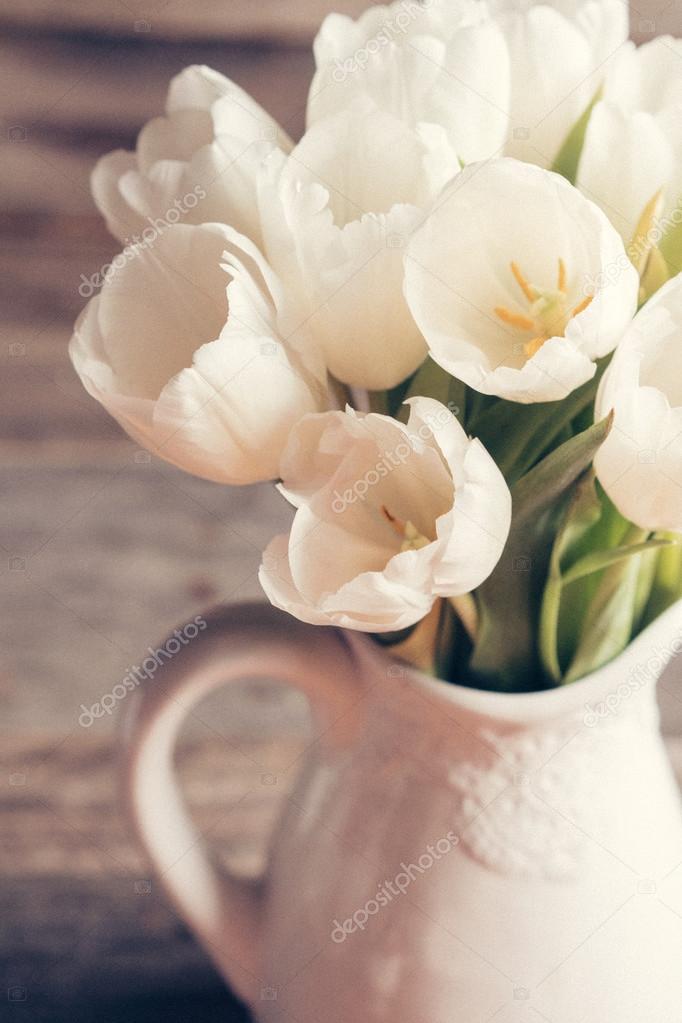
72, 0, 682, 692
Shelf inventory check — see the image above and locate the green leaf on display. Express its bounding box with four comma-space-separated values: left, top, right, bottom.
633, 544, 661, 632
551, 88, 601, 185
562, 537, 673, 586
468, 414, 613, 690
563, 530, 647, 684
468, 364, 605, 484
658, 207, 682, 280
539, 472, 602, 682
642, 534, 682, 625
638, 245, 670, 304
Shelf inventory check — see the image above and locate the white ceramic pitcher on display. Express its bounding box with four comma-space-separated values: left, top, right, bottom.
122, 600, 682, 1022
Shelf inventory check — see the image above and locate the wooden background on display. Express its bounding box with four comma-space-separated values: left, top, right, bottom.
2, 1, 682, 1020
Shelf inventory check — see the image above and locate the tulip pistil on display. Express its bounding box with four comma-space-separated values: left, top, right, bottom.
495, 259, 593, 359
381, 506, 432, 552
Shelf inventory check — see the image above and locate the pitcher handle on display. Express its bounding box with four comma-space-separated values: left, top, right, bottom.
121, 602, 363, 1008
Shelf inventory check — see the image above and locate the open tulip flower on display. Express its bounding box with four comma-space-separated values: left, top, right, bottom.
404, 159, 639, 403
72, 0, 682, 690
70, 222, 327, 484
259, 399, 512, 632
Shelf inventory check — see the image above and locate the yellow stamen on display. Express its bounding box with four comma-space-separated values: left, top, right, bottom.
571, 294, 593, 317
497, 258, 593, 361
510, 261, 537, 303
494, 306, 535, 331
381, 506, 431, 552
557, 258, 567, 293
524, 336, 546, 358
627, 188, 664, 276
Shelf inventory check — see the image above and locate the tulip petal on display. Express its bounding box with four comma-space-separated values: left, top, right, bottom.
70, 222, 327, 484
595, 274, 682, 531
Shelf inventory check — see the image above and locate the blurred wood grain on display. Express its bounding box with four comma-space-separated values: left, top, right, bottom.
0, 7, 343, 1019
0, 0, 369, 44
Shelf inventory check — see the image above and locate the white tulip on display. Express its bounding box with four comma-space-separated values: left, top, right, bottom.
492, 0, 628, 167
309, 0, 627, 170
70, 223, 327, 485
404, 158, 639, 403
594, 274, 682, 532
257, 99, 459, 389
576, 38, 682, 245
91, 65, 291, 249
308, 0, 510, 166
259, 397, 512, 632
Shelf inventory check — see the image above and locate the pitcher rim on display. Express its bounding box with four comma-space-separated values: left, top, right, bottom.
346, 598, 682, 724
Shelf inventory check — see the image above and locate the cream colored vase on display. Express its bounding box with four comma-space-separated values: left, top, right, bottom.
123, 601, 682, 1022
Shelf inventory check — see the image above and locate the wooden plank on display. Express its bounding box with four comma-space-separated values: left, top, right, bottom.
0, 38, 314, 218
2, 733, 303, 877
0, 0, 369, 44
2, 733, 301, 1020
0, 37, 313, 141
0, 0, 669, 46
0, 465, 295, 732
